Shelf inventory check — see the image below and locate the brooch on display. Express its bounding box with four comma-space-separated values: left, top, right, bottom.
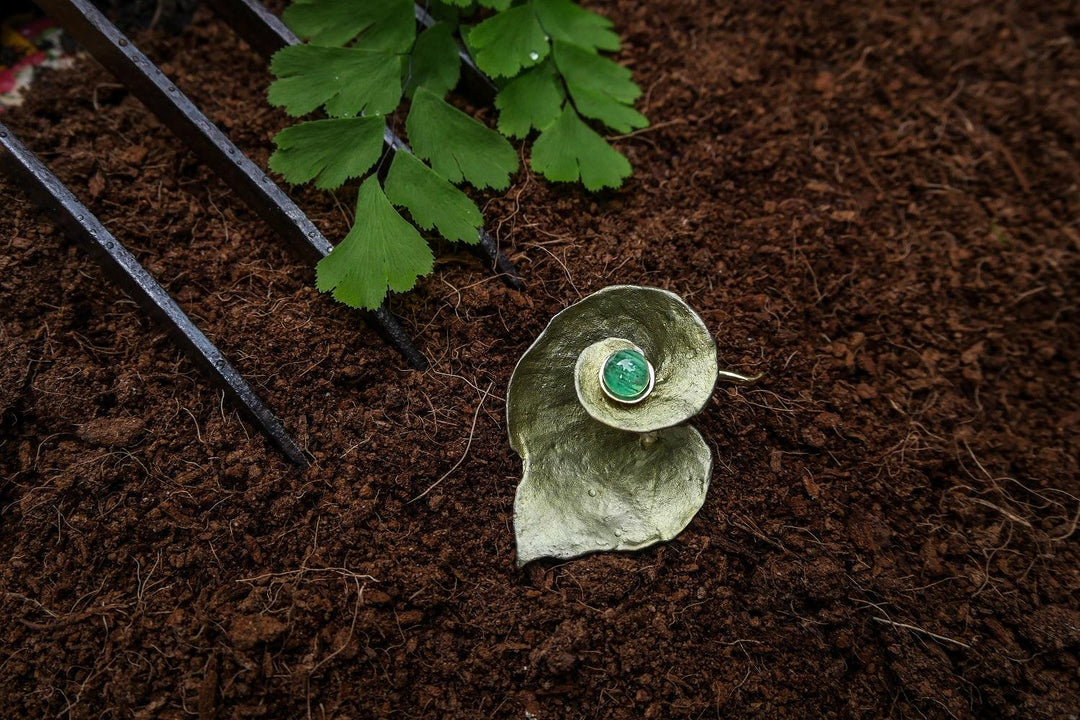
508, 285, 747, 565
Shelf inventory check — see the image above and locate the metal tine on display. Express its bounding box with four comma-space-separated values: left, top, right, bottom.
0, 123, 310, 467
211, 0, 523, 290
34, 0, 428, 370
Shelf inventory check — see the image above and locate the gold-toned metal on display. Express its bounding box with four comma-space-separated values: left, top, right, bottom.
508, 286, 719, 566
717, 369, 764, 385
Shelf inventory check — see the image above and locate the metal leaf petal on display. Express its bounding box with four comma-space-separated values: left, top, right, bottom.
513, 418, 712, 565
510, 286, 717, 437
508, 286, 717, 565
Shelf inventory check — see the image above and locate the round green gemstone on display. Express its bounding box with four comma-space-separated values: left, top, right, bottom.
601, 349, 652, 401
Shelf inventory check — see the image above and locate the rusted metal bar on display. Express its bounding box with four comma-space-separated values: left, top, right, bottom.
0, 123, 309, 467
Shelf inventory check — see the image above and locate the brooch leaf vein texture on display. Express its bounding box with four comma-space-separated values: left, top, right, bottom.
507, 285, 718, 566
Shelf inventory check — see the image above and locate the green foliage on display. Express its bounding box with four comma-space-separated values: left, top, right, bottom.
283, 0, 414, 49
467, 5, 549, 78
532, 0, 620, 52
405, 23, 461, 98
494, 61, 564, 138
268, 116, 385, 189
531, 106, 630, 190
552, 40, 646, 133
385, 152, 483, 244
269, 45, 401, 117
442, 0, 512, 9
465, 0, 646, 187
316, 177, 434, 310
407, 88, 518, 190
271, 0, 647, 310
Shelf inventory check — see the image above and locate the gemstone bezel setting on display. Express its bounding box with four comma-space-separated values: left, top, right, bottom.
599, 346, 655, 404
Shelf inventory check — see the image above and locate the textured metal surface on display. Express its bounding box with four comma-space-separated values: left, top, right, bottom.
214, 0, 521, 290
568, 289, 717, 432
507, 286, 717, 565
38, 0, 427, 369
0, 123, 309, 467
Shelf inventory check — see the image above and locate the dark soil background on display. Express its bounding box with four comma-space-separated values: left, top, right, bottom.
2, 0, 1079, 717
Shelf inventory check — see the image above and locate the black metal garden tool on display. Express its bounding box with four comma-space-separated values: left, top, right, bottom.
210, 0, 521, 288
5, 0, 527, 464
0, 123, 310, 467
33, 0, 429, 369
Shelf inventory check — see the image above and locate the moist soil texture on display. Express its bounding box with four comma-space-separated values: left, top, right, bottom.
2, 1, 1079, 718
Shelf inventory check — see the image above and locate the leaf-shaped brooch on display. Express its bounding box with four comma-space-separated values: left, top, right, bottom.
508, 285, 724, 566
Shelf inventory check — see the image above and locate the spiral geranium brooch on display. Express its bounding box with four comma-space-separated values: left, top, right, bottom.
507, 285, 721, 566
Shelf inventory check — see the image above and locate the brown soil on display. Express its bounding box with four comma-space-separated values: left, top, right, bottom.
2, 1, 1079, 718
